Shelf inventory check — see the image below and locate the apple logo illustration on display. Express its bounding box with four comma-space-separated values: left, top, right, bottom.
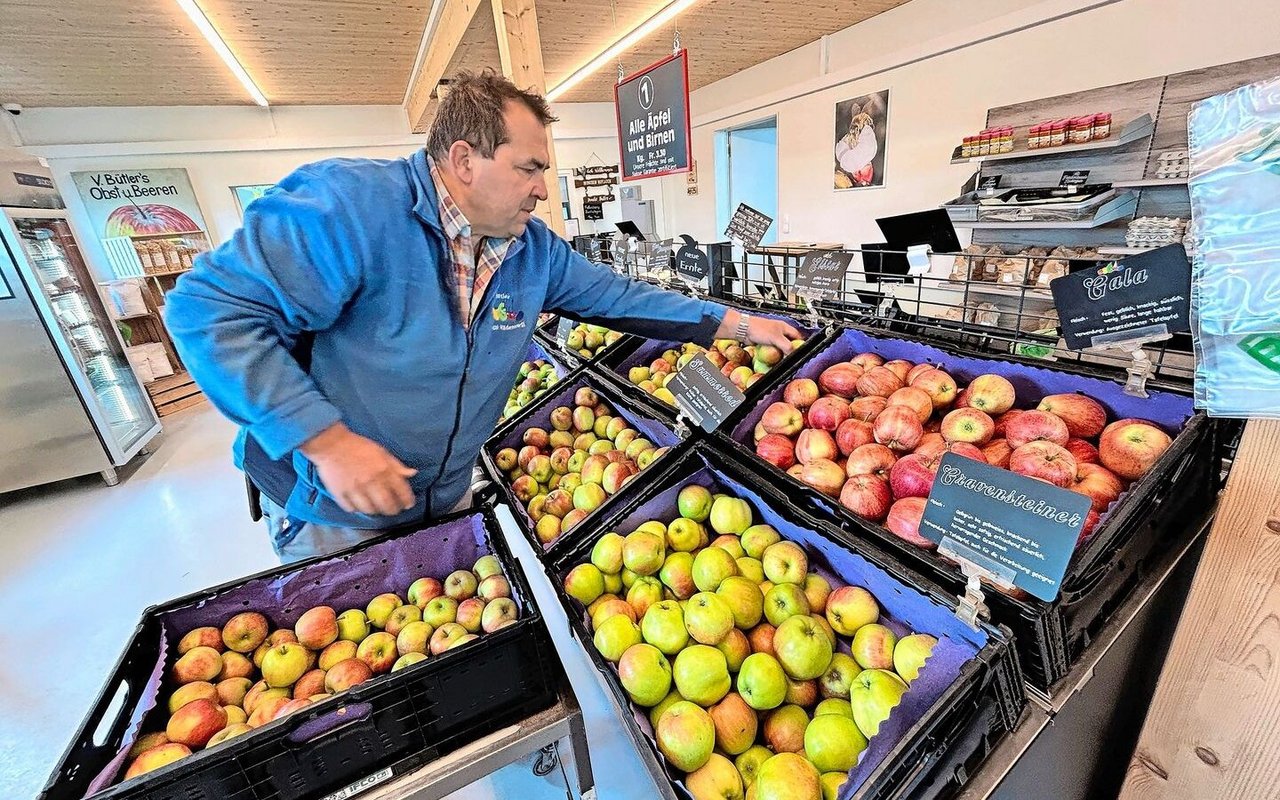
105, 204, 200, 237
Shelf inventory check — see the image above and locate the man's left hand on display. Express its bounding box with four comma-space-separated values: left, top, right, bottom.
716, 309, 803, 353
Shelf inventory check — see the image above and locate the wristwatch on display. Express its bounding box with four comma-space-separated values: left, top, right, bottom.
735, 312, 751, 343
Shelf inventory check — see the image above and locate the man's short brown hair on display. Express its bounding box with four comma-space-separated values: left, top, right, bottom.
427, 70, 557, 161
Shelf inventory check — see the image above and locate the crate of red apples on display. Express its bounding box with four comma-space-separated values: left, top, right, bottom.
39, 507, 558, 800
722, 326, 1220, 691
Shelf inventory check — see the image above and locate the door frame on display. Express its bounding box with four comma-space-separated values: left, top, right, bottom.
716, 115, 779, 242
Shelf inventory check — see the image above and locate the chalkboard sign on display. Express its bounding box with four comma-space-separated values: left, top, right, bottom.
920, 453, 1091, 602
1050, 244, 1192, 350
615, 51, 692, 180
667, 353, 746, 433
977, 174, 1002, 193
556, 316, 574, 345
1059, 170, 1091, 189
588, 237, 603, 262
674, 234, 710, 284
583, 201, 604, 221
725, 203, 773, 250
794, 250, 854, 298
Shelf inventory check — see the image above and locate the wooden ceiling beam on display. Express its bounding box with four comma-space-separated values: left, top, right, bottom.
405, 0, 486, 134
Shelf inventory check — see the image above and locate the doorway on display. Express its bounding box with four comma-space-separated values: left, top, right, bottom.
715, 116, 779, 244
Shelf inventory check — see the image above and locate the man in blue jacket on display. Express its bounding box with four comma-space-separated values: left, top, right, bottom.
166, 71, 798, 562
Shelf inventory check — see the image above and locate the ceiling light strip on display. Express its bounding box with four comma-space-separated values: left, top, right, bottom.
174, 0, 269, 107
546, 0, 699, 102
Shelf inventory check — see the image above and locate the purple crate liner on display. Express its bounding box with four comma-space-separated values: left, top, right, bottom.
488, 374, 680, 549
558, 459, 987, 798
94, 513, 497, 795
612, 312, 820, 376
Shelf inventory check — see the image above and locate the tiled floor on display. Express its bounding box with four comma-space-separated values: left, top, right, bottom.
0, 404, 655, 799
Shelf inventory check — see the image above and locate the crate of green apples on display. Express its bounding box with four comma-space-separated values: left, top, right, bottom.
551, 445, 1023, 800
496, 340, 572, 428
40, 508, 559, 800
535, 316, 628, 368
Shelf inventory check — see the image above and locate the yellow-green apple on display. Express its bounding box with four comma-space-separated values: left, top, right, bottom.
717, 576, 764, 629
839, 472, 893, 521
455, 598, 486, 633
356, 631, 397, 673
659, 551, 697, 599
665, 518, 703, 553
982, 439, 1013, 469
708, 692, 757, 756
801, 574, 831, 615
851, 623, 897, 670
748, 623, 776, 657
818, 653, 860, 699
384, 605, 422, 637
685, 592, 735, 645
910, 368, 958, 410
248, 640, 268, 669
679, 484, 714, 521
293, 669, 327, 700
262, 642, 310, 687
168, 681, 218, 714
641, 600, 688, 655
618, 643, 672, 706
1010, 440, 1078, 487
762, 541, 808, 585
166, 698, 227, 748
821, 771, 848, 800
128, 732, 170, 759
818, 363, 862, 398
293, 606, 338, 650
849, 395, 888, 423
687, 753, 745, 800
216, 677, 252, 709
649, 688, 687, 730
472, 554, 503, 581
807, 396, 852, 432
365, 593, 402, 628
218, 651, 253, 681
1006, 409, 1070, 449
717, 628, 752, 672
729, 365, 755, 391
940, 407, 995, 447
124, 742, 192, 780
336, 609, 369, 642
173, 646, 223, 685
1070, 463, 1125, 512
624, 438, 655, 461
1037, 393, 1107, 438
805, 714, 867, 773
764, 583, 810, 627
445, 570, 478, 601
534, 513, 562, 543
761, 402, 805, 437
711, 534, 746, 559
966, 374, 1016, 414
178, 626, 224, 655
740, 525, 781, 559
392, 652, 428, 672
855, 366, 904, 399
795, 429, 838, 465
428, 623, 467, 655
785, 676, 819, 707
737, 652, 787, 710
495, 447, 519, 471
224, 704, 248, 726
572, 405, 595, 434
590, 596, 636, 628
623, 530, 666, 576
607, 416, 629, 440
774, 615, 833, 680
810, 613, 837, 648
873, 405, 924, 452
570, 482, 605, 514
478, 575, 511, 602
835, 419, 875, 457
755, 433, 797, 470
657, 700, 716, 771
422, 596, 458, 628
221, 611, 269, 654
885, 497, 935, 549
736, 745, 772, 789
889, 452, 940, 499
1099, 420, 1171, 480
674, 645, 732, 706
324, 658, 372, 692
627, 576, 664, 618
887, 386, 933, 424
591, 532, 626, 573
206, 722, 252, 748
317, 640, 356, 671
563, 563, 607, 607
395, 620, 434, 656
1065, 438, 1100, 465
815, 698, 855, 719
595, 613, 643, 661
565, 450, 588, 474
894, 633, 938, 683
736, 557, 765, 585
709, 496, 753, 535
693, 547, 740, 593
762, 706, 809, 753
468, 596, 510, 633
849, 669, 908, 738
826, 586, 879, 636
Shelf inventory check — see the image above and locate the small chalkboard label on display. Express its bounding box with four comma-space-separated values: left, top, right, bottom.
556, 316, 575, 346
667, 353, 746, 433
583, 201, 604, 221
725, 203, 773, 250
1059, 170, 1090, 190
977, 174, 1002, 192
794, 250, 853, 298
675, 234, 710, 284
1050, 244, 1191, 350
920, 453, 1092, 602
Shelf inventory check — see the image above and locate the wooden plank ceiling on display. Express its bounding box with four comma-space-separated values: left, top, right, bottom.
0, 0, 906, 107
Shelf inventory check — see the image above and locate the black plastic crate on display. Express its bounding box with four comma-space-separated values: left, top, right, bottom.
480, 370, 687, 562
547, 444, 1025, 800
41, 505, 558, 800
533, 314, 635, 372
717, 325, 1220, 692
591, 308, 827, 427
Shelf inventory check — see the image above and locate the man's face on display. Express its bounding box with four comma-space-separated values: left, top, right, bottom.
465, 101, 550, 238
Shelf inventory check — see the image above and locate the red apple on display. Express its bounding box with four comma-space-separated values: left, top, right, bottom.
835, 419, 874, 455
757, 434, 797, 470
848, 396, 888, 423
818, 363, 863, 398
1009, 441, 1077, 488
1099, 421, 1171, 480
873, 406, 924, 452
807, 396, 851, 432
762, 402, 806, 436
787, 463, 805, 480
856, 367, 905, 399
953, 387, 972, 408
1005, 410, 1070, 449
1036, 393, 1108, 439
889, 452, 940, 499
885, 498, 935, 549
845, 443, 898, 480
795, 429, 839, 465
992, 410, 1024, 440
940, 408, 995, 446
105, 204, 200, 237
783, 379, 820, 409
882, 359, 914, 382
965, 374, 1016, 414
981, 439, 1013, 469
800, 459, 846, 498
946, 441, 987, 463
851, 352, 884, 371
910, 368, 959, 410
839, 474, 893, 521
907, 363, 935, 384
1078, 510, 1102, 546
914, 432, 947, 459
886, 387, 933, 424
1070, 463, 1126, 513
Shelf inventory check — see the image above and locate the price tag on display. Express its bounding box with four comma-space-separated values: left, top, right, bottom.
674, 234, 710, 289
556, 316, 575, 346
906, 245, 932, 276
724, 203, 773, 250
920, 453, 1092, 603
1050, 244, 1191, 350
794, 250, 853, 299
666, 353, 746, 433
1059, 170, 1090, 193
978, 174, 1002, 197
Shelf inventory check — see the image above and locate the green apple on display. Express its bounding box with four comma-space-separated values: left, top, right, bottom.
716, 576, 764, 629
658, 551, 697, 600
711, 534, 746, 560
684, 592, 734, 645
336, 609, 370, 642
573, 483, 607, 512
762, 542, 808, 585
656, 700, 716, 772
851, 623, 897, 670
736, 652, 787, 711
735, 557, 765, 584
640, 600, 688, 655
773, 615, 833, 680
594, 613, 642, 662
618, 643, 672, 707
591, 532, 626, 574
677, 484, 713, 522
395, 621, 434, 656
709, 496, 753, 535
740, 524, 781, 559
626, 576, 664, 618
563, 563, 605, 605
849, 668, 908, 739
825, 586, 880, 636
819, 652, 861, 700
392, 652, 428, 672
673, 645, 731, 707
894, 633, 938, 684
764, 583, 811, 626
693, 547, 739, 593
472, 555, 503, 581
623, 530, 666, 576
422, 596, 458, 628
687, 753, 745, 800
665, 517, 704, 552
755, 752, 819, 800
820, 771, 848, 800
814, 698, 855, 719
648, 688, 686, 730
735, 745, 772, 788
261, 643, 309, 688
365, 593, 402, 628
804, 714, 866, 773
620, 568, 638, 591
602, 572, 623, 595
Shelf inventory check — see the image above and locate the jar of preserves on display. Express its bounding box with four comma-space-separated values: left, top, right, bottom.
1068, 116, 1093, 144
978, 130, 993, 156
1049, 120, 1069, 147
1093, 112, 1112, 139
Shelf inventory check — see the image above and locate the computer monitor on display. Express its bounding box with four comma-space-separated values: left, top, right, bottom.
874, 208, 962, 255
861, 242, 911, 284
614, 220, 647, 241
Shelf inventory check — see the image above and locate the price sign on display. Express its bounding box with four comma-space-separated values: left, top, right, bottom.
583, 201, 604, 221
794, 250, 853, 299
978, 174, 1002, 195
725, 203, 773, 250
615, 51, 692, 180
1059, 170, 1091, 192
1050, 244, 1192, 350
920, 453, 1092, 602
674, 234, 710, 286
556, 316, 575, 346
667, 353, 746, 433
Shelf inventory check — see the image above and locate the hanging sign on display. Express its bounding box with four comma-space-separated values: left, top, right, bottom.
616, 50, 692, 181
668, 353, 746, 433
675, 234, 710, 285
583, 201, 605, 221
724, 203, 773, 250
575, 176, 618, 188
1050, 244, 1192, 350
574, 165, 619, 177
795, 250, 854, 298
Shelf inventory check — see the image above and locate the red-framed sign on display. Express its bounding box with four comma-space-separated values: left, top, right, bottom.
614, 50, 693, 181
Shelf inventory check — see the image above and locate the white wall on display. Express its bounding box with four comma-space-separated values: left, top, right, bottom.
660, 0, 1280, 245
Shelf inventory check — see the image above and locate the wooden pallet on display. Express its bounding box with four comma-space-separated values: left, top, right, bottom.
145, 371, 206, 417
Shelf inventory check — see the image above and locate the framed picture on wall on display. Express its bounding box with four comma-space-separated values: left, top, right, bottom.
834, 89, 890, 190
230, 184, 275, 218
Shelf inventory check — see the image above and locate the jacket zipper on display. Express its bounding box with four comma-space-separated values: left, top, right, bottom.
434, 326, 474, 512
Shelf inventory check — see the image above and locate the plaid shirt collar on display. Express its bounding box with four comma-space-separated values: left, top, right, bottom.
427, 156, 515, 327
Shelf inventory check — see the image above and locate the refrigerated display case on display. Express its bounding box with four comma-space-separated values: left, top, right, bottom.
0, 208, 159, 491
